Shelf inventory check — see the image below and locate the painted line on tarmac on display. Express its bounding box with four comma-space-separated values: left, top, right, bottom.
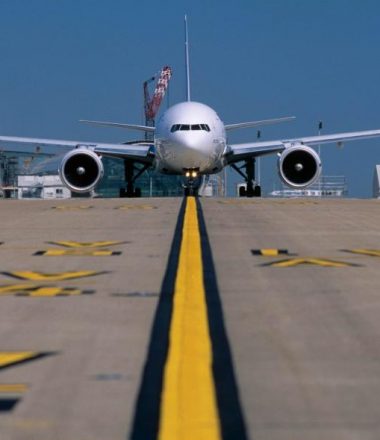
130, 197, 247, 440
262, 257, 361, 268
34, 249, 121, 256
51, 205, 93, 210
343, 249, 380, 257
252, 248, 289, 256
1, 270, 107, 282
0, 384, 28, 393
0, 284, 95, 296
0, 352, 54, 371
0, 398, 20, 412
47, 241, 127, 248
115, 204, 157, 210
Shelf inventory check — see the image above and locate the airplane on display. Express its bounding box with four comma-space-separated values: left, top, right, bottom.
1, 17, 380, 197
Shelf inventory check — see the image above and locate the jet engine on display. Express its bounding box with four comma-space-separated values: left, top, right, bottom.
278, 144, 321, 188
59, 148, 104, 193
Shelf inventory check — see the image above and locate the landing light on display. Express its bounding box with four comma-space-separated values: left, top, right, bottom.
185, 171, 191, 177
191, 171, 198, 178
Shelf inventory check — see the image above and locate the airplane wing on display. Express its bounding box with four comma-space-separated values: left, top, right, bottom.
0, 136, 155, 164
225, 116, 295, 131
80, 120, 155, 133
226, 128, 380, 163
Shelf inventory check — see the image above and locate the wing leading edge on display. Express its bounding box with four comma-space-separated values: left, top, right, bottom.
226, 128, 380, 164
0, 135, 155, 164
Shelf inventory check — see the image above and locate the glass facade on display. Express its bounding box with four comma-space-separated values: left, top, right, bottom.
96, 157, 184, 197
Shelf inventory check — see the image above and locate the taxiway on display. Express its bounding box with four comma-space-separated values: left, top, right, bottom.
0, 197, 379, 440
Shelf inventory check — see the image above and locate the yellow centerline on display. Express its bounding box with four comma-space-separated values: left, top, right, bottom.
158, 197, 221, 440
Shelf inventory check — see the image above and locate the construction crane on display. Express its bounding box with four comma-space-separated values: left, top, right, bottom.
143, 66, 172, 140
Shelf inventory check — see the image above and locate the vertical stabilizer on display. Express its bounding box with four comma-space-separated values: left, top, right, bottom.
184, 15, 191, 102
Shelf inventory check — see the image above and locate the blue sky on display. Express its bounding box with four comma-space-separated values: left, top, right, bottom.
0, 0, 380, 196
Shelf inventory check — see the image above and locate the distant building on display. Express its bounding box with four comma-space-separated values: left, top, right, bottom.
373, 165, 380, 198
17, 175, 71, 199
268, 176, 348, 198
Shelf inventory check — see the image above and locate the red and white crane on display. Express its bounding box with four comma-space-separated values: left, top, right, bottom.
144, 66, 172, 137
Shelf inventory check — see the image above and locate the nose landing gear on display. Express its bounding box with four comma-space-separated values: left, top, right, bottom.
183, 168, 200, 197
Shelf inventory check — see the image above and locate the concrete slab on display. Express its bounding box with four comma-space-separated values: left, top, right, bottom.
0, 197, 379, 440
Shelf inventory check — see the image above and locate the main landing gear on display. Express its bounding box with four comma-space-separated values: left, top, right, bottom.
119, 159, 149, 198
231, 158, 262, 197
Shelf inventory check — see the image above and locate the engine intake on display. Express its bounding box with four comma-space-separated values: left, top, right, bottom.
278, 145, 321, 188
59, 149, 104, 193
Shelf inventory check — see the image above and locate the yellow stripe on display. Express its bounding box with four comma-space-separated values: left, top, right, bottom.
158, 197, 221, 440
260, 249, 280, 257
349, 249, 380, 257
7, 270, 100, 281
0, 352, 38, 368
40, 249, 117, 256
0, 384, 28, 393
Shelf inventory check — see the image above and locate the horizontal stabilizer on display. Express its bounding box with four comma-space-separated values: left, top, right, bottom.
225, 116, 296, 131
80, 120, 155, 133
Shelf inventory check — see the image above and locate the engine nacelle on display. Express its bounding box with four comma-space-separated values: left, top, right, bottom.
59, 148, 104, 193
278, 144, 322, 188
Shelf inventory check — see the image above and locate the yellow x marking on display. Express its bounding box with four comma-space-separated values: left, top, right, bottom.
2, 270, 103, 281
48, 241, 124, 248
0, 285, 86, 296
116, 205, 156, 210
264, 258, 357, 267
346, 249, 380, 257
35, 249, 121, 256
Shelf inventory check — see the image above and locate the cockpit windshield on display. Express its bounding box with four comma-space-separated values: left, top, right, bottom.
171, 124, 211, 133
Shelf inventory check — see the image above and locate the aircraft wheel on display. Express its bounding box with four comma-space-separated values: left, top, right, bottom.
254, 185, 261, 197
239, 186, 247, 197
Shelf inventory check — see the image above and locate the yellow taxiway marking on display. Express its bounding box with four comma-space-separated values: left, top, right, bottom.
158, 197, 221, 440
264, 257, 357, 268
0, 284, 87, 296
2, 270, 102, 281
0, 384, 28, 393
0, 352, 39, 369
115, 204, 156, 210
35, 249, 121, 256
48, 241, 125, 248
52, 205, 93, 210
217, 200, 255, 205
252, 248, 289, 257
346, 249, 380, 257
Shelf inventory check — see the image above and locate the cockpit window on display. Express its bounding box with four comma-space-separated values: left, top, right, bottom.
170, 124, 211, 132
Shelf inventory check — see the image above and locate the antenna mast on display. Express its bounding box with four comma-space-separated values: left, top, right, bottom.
184, 15, 191, 101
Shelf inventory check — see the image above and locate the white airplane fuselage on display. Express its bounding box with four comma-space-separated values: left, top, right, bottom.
154, 101, 226, 175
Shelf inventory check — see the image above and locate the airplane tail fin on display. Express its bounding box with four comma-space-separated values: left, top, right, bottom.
185, 15, 191, 102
